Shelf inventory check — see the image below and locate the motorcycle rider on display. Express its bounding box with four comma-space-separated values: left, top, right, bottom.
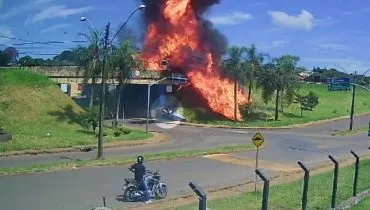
129, 156, 152, 204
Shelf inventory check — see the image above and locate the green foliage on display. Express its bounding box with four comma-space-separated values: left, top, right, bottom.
120, 127, 132, 135
86, 105, 99, 131
109, 40, 140, 83
295, 91, 320, 116
0, 50, 11, 66
0, 69, 54, 87
257, 55, 300, 120
223, 46, 249, 83
178, 160, 370, 210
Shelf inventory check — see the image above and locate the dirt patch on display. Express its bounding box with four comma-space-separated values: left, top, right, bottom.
203, 154, 299, 173
123, 155, 370, 210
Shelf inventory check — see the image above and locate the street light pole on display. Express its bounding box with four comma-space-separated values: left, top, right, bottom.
349, 73, 356, 131
97, 22, 110, 159
110, 5, 146, 43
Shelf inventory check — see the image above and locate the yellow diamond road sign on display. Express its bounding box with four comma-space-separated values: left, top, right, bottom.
251, 132, 264, 148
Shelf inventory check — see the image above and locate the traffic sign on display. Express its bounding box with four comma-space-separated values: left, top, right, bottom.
328, 78, 351, 91
251, 132, 265, 148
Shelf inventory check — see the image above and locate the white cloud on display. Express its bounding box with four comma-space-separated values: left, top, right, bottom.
209, 11, 253, 25
258, 40, 289, 51
0, 0, 52, 20
31, 5, 92, 22
41, 23, 71, 33
268, 9, 315, 30
0, 26, 14, 44
343, 11, 353, 15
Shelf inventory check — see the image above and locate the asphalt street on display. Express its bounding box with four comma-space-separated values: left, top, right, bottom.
0, 114, 369, 210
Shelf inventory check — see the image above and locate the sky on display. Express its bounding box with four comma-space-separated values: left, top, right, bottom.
1, 0, 370, 75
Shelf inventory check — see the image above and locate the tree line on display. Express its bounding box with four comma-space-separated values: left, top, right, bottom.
2, 32, 368, 123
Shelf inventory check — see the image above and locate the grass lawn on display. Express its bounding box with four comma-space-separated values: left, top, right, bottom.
175, 159, 370, 210
0, 144, 254, 175
352, 197, 370, 209
182, 82, 370, 127
0, 69, 151, 152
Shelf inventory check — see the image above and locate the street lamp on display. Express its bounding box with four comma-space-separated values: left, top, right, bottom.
146, 77, 170, 133
110, 4, 146, 43
79, 4, 146, 159
80, 16, 102, 40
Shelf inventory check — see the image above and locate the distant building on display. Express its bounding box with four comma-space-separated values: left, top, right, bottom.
298, 71, 312, 81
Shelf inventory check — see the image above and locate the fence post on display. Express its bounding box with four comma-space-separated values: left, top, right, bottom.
255, 169, 270, 210
298, 161, 310, 210
350, 150, 360, 197
189, 181, 207, 210
329, 155, 339, 209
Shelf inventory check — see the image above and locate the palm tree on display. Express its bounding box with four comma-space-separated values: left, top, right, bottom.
223, 46, 248, 121
244, 44, 265, 118
76, 29, 103, 112
109, 40, 142, 127
257, 55, 299, 121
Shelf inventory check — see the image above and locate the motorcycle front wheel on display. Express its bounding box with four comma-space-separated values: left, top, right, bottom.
123, 186, 137, 202
154, 183, 168, 199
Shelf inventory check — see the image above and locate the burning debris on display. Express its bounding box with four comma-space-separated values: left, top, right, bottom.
140, 0, 249, 120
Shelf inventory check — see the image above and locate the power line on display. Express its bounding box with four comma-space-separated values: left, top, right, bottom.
0, 34, 87, 46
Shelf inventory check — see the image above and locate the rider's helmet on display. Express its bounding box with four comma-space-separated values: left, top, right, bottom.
137, 156, 144, 163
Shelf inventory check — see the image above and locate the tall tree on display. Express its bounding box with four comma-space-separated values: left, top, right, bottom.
0, 51, 11, 66
4, 47, 18, 63
75, 29, 103, 112
257, 55, 299, 121
244, 44, 265, 118
223, 46, 248, 121
109, 40, 142, 127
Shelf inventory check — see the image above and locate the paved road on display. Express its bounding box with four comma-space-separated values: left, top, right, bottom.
0, 115, 369, 210
1, 114, 369, 168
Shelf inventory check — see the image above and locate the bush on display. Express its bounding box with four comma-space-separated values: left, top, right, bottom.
113, 131, 121, 137
295, 91, 320, 117
120, 127, 131, 135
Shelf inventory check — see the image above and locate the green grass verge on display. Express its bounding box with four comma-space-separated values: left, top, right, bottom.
176, 159, 370, 210
0, 69, 151, 152
333, 127, 368, 136
182, 83, 370, 127
0, 144, 254, 176
352, 197, 370, 209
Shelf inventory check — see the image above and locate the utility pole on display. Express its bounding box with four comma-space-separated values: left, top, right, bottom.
349, 71, 357, 131
97, 22, 110, 159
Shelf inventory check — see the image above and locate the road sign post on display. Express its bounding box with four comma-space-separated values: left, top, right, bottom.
251, 132, 265, 192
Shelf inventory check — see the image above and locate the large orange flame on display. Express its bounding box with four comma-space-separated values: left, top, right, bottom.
142, 0, 249, 120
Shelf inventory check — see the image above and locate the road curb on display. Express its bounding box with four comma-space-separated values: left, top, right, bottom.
0, 132, 169, 158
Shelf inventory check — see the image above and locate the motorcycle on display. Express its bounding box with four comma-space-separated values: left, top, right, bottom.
123, 169, 168, 202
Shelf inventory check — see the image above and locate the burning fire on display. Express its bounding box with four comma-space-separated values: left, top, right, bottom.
141, 0, 249, 120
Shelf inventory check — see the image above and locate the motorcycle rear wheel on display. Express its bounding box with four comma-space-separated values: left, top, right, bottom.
155, 184, 168, 199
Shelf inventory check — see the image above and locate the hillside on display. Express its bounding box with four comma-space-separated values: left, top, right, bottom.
0, 69, 150, 152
